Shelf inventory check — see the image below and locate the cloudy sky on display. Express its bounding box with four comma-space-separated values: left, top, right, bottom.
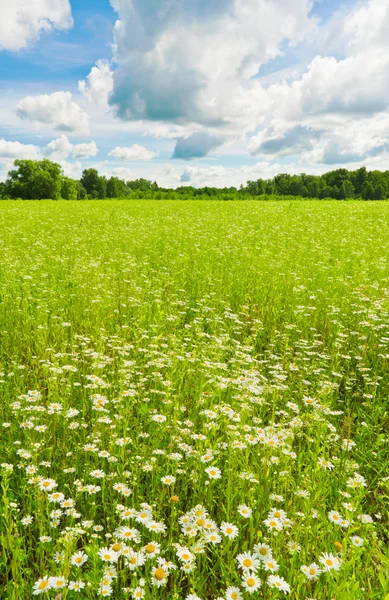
1, 0, 388, 187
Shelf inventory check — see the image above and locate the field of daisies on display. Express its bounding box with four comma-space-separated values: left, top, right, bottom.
1, 199, 389, 600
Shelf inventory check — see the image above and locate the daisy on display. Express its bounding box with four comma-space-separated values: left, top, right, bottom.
205, 466, 222, 479
38, 478, 57, 492
319, 553, 341, 572
151, 567, 169, 588
71, 551, 88, 567
144, 541, 161, 558
68, 581, 86, 592
177, 547, 194, 562
131, 587, 145, 599
220, 522, 239, 539
161, 475, 176, 485
351, 536, 364, 547
236, 552, 260, 571
237, 505, 252, 518
267, 575, 290, 594
98, 547, 119, 563
301, 563, 321, 580
254, 543, 273, 561
241, 574, 261, 593
48, 576, 67, 590
263, 559, 279, 572
32, 577, 50, 595
225, 587, 243, 600
126, 550, 146, 570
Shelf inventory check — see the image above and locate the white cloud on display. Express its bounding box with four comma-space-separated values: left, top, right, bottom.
178, 160, 306, 188
45, 136, 98, 162
0, 0, 73, 52
248, 0, 389, 166
61, 160, 83, 180
109, 0, 315, 127
45, 135, 74, 160
16, 92, 89, 134
108, 144, 158, 161
0, 139, 41, 160
73, 141, 98, 159
78, 60, 114, 107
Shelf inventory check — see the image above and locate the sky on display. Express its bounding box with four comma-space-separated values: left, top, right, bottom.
1, 0, 389, 188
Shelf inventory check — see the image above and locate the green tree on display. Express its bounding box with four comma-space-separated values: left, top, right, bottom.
5, 159, 63, 199
361, 181, 374, 200
61, 177, 78, 200
80, 169, 106, 198
339, 180, 355, 199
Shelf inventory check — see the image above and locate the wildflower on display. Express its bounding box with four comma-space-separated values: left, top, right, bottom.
21, 515, 33, 525
328, 511, 343, 525
151, 566, 169, 587
236, 552, 260, 571
205, 466, 222, 479
131, 587, 145, 599
177, 547, 194, 562
241, 573, 261, 593
126, 550, 146, 570
38, 478, 57, 492
48, 576, 67, 589
71, 551, 88, 567
220, 522, 239, 539
301, 563, 321, 580
205, 531, 222, 544
98, 547, 119, 563
68, 581, 85, 592
161, 475, 176, 485
237, 505, 252, 518
225, 587, 243, 600
319, 553, 341, 571
351, 536, 364, 547
267, 575, 290, 594
287, 541, 300, 554
254, 543, 273, 561
263, 558, 279, 572
33, 577, 50, 595
144, 541, 161, 558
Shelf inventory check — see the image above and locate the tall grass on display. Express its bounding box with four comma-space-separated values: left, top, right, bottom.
1, 200, 389, 599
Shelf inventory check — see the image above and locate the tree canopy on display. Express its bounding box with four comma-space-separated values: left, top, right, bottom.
1, 160, 389, 201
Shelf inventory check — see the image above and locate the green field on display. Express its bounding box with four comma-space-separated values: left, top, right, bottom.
1, 200, 389, 599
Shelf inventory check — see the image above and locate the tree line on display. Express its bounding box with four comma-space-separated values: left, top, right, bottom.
1, 159, 389, 201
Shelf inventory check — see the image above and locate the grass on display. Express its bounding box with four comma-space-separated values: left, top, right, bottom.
0, 199, 389, 600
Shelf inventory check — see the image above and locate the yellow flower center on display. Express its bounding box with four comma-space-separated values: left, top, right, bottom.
154, 568, 166, 581
247, 578, 256, 588
145, 543, 155, 553
38, 581, 48, 590
243, 558, 252, 568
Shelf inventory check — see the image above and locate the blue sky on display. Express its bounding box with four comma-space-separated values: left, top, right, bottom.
1, 0, 388, 187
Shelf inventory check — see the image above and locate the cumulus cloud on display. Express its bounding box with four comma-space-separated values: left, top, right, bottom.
179, 161, 306, 187
72, 141, 98, 159
0, 139, 41, 160
45, 136, 99, 161
108, 144, 158, 161
172, 132, 224, 160
16, 92, 89, 134
249, 125, 323, 157
45, 135, 74, 160
0, 0, 73, 51
78, 60, 114, 107
108, 0, 314, 127
247, 0, 389, 166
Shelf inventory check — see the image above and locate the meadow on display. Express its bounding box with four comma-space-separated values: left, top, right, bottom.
1, 199, 389, 600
